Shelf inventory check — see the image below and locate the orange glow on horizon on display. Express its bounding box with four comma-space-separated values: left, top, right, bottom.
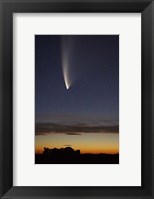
35, 132, 119, 154
35, 146, 119, 155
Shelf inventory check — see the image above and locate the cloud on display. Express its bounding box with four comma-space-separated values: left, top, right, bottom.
65, 132, 82, 135
35, 122, 119, 136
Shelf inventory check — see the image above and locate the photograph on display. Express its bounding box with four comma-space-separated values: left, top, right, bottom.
1, 0, 153, 197
35, 35, 119, 164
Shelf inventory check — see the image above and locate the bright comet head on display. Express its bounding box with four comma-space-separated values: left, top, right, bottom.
63, 65, 71, 90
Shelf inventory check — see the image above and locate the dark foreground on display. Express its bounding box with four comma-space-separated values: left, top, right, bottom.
35, 153, 119, 164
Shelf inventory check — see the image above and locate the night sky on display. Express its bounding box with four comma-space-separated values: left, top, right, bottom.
35, 35, 119, 154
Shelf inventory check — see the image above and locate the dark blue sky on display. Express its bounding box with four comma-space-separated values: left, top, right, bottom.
35, 35, 119, 124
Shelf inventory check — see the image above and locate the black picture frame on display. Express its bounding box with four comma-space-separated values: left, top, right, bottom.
0, 0, 154, 198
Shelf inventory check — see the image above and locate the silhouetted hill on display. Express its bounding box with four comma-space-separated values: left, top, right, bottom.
35, 147, 119, 164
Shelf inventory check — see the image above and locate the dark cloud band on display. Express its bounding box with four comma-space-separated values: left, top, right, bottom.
35, 123, 119, 136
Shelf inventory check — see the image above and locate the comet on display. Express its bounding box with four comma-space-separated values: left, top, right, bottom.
61, 36, 85, 90
61, 36, 73, 90
61, 53, 71, 90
